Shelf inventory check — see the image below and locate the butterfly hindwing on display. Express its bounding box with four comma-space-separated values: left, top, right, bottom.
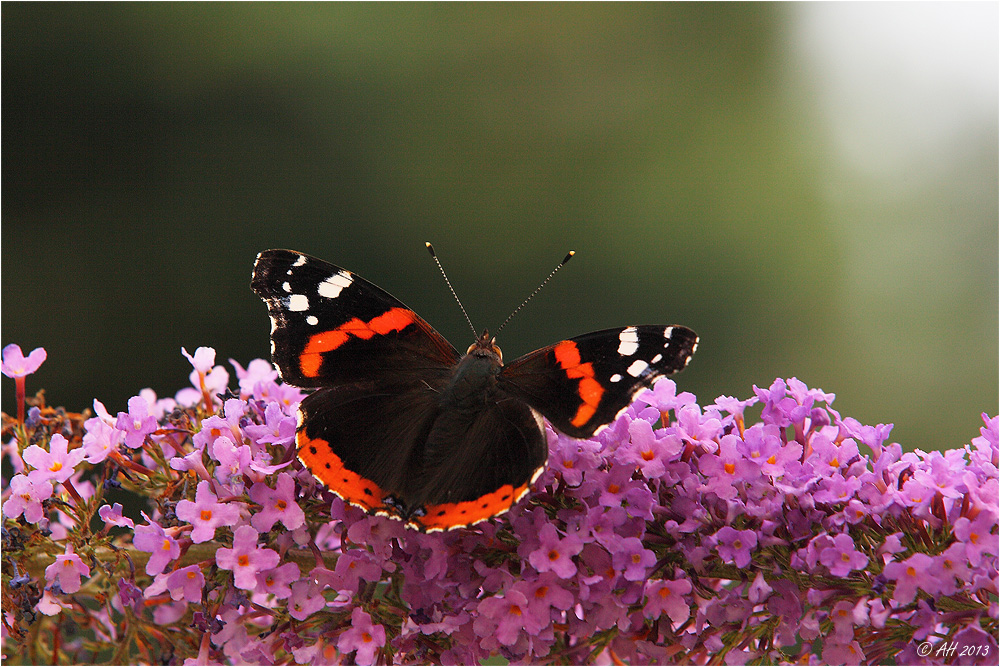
498, 325, 698, 438
296, 383, 443, 512
251, 249, 460, 388
408, 384, 548, 531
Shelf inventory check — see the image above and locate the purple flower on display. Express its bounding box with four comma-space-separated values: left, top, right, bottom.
1, 344, 47, 378
699, 434, 761, 498
166, 565, 205, 603
527, 524, 583, 579
288, 579, 327, 620
713, 526, 758, 568
182, 346, 229, 398
98, 502, 134, 529
244, 401, 296, 447
169, 447, 212, 482
175, 480, 242, 543
249, 472, 305, 533
115, 395, 159, 449
618, 419, 681, 479
521, 573, 575, 621
82, 417, 124, 464
22, 434, 85, 485
256, 562, 300, 600
229, 357, 278, 396
809, 434, 860, 477
818, 533, 868, 577
613, 536, 657, 581
216, 525, 280, 590
754, 378, 809, 427
211, 435, 252, 488
642, 577, 693, 625
884, 553, 940, 604
673, 403, 723, 448
475, 589, 546, 645
953, 513, 999, 567
44, 544, 91, 594
335, 551, 384, 593
337, 607, 386, 665
550, 433, 602, 486
133, 512, 181, 576
2, 474, 53, 523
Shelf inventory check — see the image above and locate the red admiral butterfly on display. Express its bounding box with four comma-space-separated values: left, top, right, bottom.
251, 248, 697, 531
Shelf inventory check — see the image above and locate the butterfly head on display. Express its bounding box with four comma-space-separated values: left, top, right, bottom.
467, 329, 502, 363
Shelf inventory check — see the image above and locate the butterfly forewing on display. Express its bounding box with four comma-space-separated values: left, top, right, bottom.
251, 249, 460, 388
498, 325, 698, 438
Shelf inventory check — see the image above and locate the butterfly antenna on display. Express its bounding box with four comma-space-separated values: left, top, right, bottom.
494, 250, 576, 338
426, 242, 478, 338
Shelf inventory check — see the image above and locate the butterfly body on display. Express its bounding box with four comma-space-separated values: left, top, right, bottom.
251, 249, 697, 531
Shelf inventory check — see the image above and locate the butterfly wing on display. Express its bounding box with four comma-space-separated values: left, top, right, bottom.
498, 325, 698, 438
251, 249, 463, 516
251, 249, 461, 388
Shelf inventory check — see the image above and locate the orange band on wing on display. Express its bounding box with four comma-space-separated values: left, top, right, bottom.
553, 340, 605, 427
299, 307, 415, 377
298, 432, 383, 511
413, 482, 530, 532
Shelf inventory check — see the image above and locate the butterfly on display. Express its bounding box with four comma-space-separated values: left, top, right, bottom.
251, 248, 697, 531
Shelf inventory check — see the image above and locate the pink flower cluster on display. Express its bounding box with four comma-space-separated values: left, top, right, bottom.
1, 345, 997, 665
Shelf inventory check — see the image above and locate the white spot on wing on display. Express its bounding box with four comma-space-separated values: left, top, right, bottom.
306, 315, 319, 326
664, 326, 674, 339
282, 281, 292, 293
318, 271, 353, 299
651, 353, 663, 364
609, 373, 622, 383
626, 359, 649, 377
293, 254, 307, 267
617, 326, 639, 356
287, 294, 309, 312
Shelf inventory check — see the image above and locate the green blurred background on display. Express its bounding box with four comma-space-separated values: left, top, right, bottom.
3, 3, 996, 452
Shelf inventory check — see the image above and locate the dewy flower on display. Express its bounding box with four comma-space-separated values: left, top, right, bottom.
175, 480, 242, 543
22, 433, 85, 484
2, 474, 53, 523
216, 525, 280, 590
44, 543, 91, 594
1, 343, 47, 377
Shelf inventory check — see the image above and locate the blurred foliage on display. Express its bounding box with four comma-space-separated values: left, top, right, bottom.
3, 2, 996, 452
